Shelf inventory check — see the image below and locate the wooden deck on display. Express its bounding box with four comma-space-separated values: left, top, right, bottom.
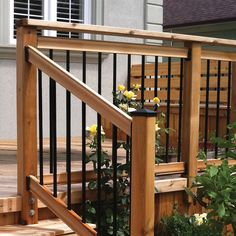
0, 218, 73, 235
0, 138, 126, 197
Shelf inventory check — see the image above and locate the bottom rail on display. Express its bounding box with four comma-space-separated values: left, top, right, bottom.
27, 175, 97, 236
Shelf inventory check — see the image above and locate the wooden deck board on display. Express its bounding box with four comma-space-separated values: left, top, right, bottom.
0, 138, 125, 198
0, 218, 73, 235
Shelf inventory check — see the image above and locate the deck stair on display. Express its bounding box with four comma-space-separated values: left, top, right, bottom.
0, 218, 74, 235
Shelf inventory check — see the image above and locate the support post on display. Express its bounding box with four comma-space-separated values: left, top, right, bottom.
231, 62, 236, 123
182, 43, 202, 205
17, 25, 38, 224
131, 109, 156, 236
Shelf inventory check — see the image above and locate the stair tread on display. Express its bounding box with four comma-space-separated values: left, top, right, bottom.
0, 218, 74, 235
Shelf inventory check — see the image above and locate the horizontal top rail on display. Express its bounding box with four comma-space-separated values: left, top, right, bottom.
27, 45, 132, 136
37, 37, 189, 58
17, 19, 236, 47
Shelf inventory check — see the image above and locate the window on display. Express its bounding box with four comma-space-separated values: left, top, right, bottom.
57, 0, 84, 38
0, 0, 92, 45
14, 0, 43, 38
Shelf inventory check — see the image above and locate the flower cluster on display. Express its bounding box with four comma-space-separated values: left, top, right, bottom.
114, 84, 141, 113
193, 213, 207, 226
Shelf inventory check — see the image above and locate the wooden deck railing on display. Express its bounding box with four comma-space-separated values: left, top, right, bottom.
16, 19, 236, 235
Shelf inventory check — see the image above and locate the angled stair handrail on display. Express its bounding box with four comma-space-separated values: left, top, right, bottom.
26, 45, 132, 136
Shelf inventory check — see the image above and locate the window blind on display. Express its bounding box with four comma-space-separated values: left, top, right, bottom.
14, 0, 43, 38
57, 0, 84, 38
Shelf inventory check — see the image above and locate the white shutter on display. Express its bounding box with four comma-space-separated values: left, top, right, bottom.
57, 0, 84, 38
14, 0, 43, 38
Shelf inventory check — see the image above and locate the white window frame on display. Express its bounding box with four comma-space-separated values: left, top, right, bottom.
0, 0, 92, 45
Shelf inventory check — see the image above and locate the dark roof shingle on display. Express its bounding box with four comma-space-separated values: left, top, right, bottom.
164, 0, 236, 28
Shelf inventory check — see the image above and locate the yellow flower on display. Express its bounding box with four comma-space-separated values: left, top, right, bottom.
118, 84, 125, 91
89, 124, 97, 135
155, 123, 161, 132
124, 90, 135, 100
153, 97, 160, 104
133, 83, 141, 90
86, 124, 105, 137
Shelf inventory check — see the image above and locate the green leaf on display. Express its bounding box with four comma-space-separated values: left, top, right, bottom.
209, 166, 218, 177
218, 203, 226, 217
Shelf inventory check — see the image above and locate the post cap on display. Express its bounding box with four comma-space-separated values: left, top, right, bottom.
130, 108, 157, 117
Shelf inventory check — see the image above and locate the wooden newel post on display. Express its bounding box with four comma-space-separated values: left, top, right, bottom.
17, 23, 38, 224
182, 43, 202, 207
231, 62, 236, 123
130, 109, 156, 236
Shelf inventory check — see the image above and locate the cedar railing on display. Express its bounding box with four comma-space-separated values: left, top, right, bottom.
16, 19, 236, 236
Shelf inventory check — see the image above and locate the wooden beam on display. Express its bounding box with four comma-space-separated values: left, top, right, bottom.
17, 19, 236, 47
131, 110, 156, 236
231, 62, 236, 123
155, 178, 187, 193
181, 43, 202, 200
38, 37, 188, 58
27, 45, 132, 136
197, 159, 236, 171
28, 175, 97, 236
201, 50, 236, 61
155, 162, 185, 175
41, 170, 96, 185
16, 26, 38, 224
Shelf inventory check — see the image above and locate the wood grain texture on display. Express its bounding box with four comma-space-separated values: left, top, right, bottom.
131, 114, 156, 236
38, 37, 188, 58
231, 62, 236, 123
28, 175, 97, 236
18, 19, 236, 47
0, 218, 73, 235
16, 26, 38, 224
181, 43, 202, 198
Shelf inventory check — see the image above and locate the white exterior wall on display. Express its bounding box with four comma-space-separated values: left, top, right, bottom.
0, 0, 163, 140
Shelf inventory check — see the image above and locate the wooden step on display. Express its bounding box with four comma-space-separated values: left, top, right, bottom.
0, 218, 74, 235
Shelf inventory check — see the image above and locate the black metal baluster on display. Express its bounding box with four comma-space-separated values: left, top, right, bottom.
226, 61, 232, 137
112, 53, 118, 235
141, 55, 145, 108
97, 52, 102, 235
215, 61, 221, 158
177, 59, 184, 162
49, 49, 57, 197
154, 56, 159, 97
66, 50, 71, 209
204, 60, 210, 154
82, 51, 87, 222
49, 49, 53, 174
126, 54, 131, 163
38, 69, 44, 185
165, 57, 172, 163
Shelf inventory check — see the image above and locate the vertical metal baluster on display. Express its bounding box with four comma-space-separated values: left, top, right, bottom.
38, 69, 44, 185
97, 52, 102, 235
141, 55, 145, 108
112, 53, 118, 236
177, 59, 184, 162
226, 61, 232, 138
204, 60, 210, 155
165, 57, 172, 163
82, 51, 87, 222
154, 56, 159, 97
49, 49, 57, 197
66, 50, 71, 209
215, 61, 221, 158
126, 54, 131, 163
49, 49, 53, 174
